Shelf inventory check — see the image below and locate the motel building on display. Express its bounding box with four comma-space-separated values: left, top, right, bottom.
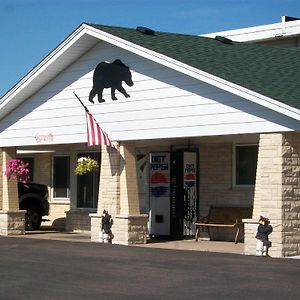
1, 18, 300, 258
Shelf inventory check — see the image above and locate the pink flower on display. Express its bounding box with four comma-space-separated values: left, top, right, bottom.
4, 159, 30, 183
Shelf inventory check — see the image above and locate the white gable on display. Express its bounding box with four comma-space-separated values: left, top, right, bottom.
1, 41, 299, 147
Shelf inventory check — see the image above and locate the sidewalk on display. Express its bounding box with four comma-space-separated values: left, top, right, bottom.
135, 238, 244, 254
19, 230, 300, 258
21, 230, 92, 243
21, 230, 244, 255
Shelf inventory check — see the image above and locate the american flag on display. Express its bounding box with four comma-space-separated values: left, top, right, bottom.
73, 92, 115, 148
85, 110, 114, 147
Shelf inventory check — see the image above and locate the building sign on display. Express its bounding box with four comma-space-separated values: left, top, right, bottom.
150, 153, 170, 198
35, 133, 54, 143
184, 162, 196, 188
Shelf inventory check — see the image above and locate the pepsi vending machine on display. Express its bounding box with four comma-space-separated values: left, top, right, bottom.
149, 153, 171, 236
149, 151, 198, 238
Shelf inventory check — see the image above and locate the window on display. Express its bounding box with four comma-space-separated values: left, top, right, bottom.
235, 145, 258, 186
77, 152, 101, 209
53, 156, 70, 198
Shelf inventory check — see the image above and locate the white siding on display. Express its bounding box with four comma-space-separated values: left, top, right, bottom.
1, 41, 299, 147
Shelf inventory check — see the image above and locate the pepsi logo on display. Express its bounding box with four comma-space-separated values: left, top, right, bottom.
150, 172, 169, 198
184, 173, 196, 188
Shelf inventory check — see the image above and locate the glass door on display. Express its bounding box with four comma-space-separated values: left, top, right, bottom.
77, 152, 101, 209
170, 150, 198, 238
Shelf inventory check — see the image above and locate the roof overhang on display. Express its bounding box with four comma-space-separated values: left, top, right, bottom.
1, 23, 300, 123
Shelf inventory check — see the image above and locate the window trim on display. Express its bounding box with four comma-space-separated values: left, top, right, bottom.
233, 143, 258, 188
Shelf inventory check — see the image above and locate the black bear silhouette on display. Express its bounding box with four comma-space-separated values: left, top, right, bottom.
89, 59, 133, 104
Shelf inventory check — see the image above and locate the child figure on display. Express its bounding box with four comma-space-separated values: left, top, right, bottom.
100, 210, 113, 243
256, 216, 273, 256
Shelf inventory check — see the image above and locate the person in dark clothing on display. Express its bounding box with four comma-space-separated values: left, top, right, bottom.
256, 216, 273, 256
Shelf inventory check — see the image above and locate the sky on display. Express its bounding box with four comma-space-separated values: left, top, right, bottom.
1, 0, 300, 97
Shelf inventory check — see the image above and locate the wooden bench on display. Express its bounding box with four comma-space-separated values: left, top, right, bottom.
194, 206, 253, 244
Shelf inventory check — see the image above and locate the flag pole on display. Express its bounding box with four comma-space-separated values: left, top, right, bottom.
73, 91, 115, 148
73, 91, 98, 124
73, 91, 88, 112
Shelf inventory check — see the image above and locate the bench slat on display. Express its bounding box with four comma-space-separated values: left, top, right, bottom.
194, 223, 236, 228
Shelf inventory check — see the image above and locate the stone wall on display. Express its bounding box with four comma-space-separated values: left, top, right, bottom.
281, 133, 300, 257
113, 215, 148, 245
0, 211, 26, 235
199, 143, 255, 216
66, 210, 92, 232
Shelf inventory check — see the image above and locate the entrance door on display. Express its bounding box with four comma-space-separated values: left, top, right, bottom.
170, 151, 198, 239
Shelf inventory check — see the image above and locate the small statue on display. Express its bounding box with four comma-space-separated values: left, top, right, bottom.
100, 210, 113, 243
255, 216, 273, 256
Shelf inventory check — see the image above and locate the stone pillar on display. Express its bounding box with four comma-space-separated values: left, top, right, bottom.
244, 133, 300, 257
90, 142, 147, 244
0, 148, 26, 235
281, 133, 300, 257
113, 141, 147, 245
90, 144, 120, 242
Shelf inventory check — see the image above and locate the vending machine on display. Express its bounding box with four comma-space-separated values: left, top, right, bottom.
149, 152, 171, 236
149, 150, 198, 238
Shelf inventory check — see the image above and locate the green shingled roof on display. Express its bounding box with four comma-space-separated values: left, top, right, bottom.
88, 23, 300, 110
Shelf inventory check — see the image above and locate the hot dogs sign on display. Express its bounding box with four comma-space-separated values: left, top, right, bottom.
89, 59, 133, 104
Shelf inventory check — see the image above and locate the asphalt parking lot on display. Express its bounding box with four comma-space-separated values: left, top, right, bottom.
0, 236, 299, 300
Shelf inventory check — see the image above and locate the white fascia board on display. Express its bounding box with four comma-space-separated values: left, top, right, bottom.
85, 25, 300, 121
0, 24, 89, 120
201, 20, 300, 42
